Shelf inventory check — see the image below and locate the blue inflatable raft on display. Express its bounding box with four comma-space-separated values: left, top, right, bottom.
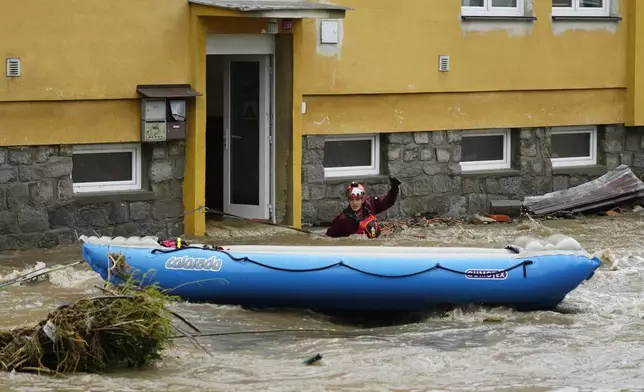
79, 234, 601, 312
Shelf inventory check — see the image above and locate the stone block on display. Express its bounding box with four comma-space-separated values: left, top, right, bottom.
317, 200, 341, 223
388, 133, 413, 145
626, 133, 641, 152
8, 148, 34, 165
59, 145, 73, 157
431, 175, 451, 193
173, 158, 185, 180
413, 132, 430, 144
35, 146, 55, 163
410, 178, 431, 196
520, 139, 538, 157
152, 144, 168, 160
168, 141, 186, 157
553, 176, 569, 191
403, 148, 419, 162
419, 147, 434, 161
304, 165, 324, 184
499, 177, 520, 194
109, 202, 129, 224
303, 149, 323, 165
0, 149, 6, 164
57, 177, 73, 201
604, 125, 625, 154
0, 187, 5, 210
431, 131, 446, 145
0, 166, 18, 184
520, 128, 534, 140
462, 178, 482, 194
0, 211, 17, 234
152, 201, 182, 221
306, 135, 325, 149
422, 162, 443, 175
29, 180, 55, 206
485, 178, 500, 194
48, 205, 77, 229
634, 153, 644, 168
447, 163, 461, 175
447, 130, 462, 143
451, 144, 462, 162
309, 185, 326, 200
150, 160, 174, 182
387, 145, 402, 161
466, 193, 487, 215
6, 183, 29, 211
129, 201, 151, 221
302, 202, 316, 223
77, 205, 108, 227
17, 209, 49, 233
605, 154, 620, 170
436, 148, 450, 163
489, 199, 523, 217
389, 162, 422, 178
621, 152, 633, 167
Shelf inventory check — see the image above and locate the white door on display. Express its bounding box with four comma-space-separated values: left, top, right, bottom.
223, 55, 271, 220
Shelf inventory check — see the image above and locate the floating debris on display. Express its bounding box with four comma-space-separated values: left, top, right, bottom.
303, 353, 323, 365
523, 165, 644, 216
0, 257, 180, 375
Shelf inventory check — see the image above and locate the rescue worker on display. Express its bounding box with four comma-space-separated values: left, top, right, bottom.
325, 176, 401, 238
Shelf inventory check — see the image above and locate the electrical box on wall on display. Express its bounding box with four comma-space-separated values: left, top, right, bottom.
136, 84, 201, 143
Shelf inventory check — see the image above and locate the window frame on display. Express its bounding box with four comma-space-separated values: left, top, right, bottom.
460, 129, 512, 172
72, 143, 143, 193
461, 0, 525, 17
552, 0, 610, 17
323, 134, 380, 178
550, 126, 597, 168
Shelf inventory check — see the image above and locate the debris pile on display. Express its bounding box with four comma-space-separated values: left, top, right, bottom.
0, 259, 177, 375
523, 165, 644, 216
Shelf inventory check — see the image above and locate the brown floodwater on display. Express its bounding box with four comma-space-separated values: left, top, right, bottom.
0, 214, 642, 392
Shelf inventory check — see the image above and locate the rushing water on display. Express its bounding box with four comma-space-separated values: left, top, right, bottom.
0, 214, 643, 392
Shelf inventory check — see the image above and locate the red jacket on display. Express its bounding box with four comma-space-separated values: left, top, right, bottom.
325, 186, 399, 238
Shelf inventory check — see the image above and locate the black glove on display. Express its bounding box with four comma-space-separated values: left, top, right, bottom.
389, 176, 401, 189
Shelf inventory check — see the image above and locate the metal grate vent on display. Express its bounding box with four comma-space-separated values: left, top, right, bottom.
6, 58, 20, 77
438, 55, 450, 72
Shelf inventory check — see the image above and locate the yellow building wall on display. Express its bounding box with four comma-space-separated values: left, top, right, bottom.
298, 0, 629, 134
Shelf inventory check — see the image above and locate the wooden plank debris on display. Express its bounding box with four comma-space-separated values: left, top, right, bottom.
523, 165, 644, 216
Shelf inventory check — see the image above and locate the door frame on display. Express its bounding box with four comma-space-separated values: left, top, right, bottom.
206, 34, 275, 222
222, 54, 272, 220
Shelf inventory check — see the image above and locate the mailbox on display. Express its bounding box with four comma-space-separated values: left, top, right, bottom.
136, 84, 202, 143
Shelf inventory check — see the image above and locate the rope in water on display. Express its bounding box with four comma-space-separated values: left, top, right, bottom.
151, 246, 534, 278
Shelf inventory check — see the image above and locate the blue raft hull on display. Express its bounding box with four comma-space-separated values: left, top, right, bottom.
80, 234, 601, 312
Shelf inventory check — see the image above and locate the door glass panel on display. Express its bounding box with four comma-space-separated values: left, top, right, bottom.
230, 61, 260, 206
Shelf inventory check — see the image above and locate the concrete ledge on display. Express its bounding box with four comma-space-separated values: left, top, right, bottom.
489, 199, 523, 217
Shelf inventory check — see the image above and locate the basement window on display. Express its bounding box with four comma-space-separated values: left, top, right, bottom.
550, 126, 597, 168
460, 129, 512, 172
323, 134, 380, 178
552, 0, 610, 17
461, 0, 524, 17
72, 143, 143, 193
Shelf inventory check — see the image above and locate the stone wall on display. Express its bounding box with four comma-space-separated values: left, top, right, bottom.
0, 142, 184, 251
301, 125, 644, 225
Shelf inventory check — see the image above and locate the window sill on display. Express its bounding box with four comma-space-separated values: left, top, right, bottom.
551, 16, 622, 22
552, 165, 607, 177
462, 169, 521, 178
461, 15, 537, 21
74, 190, 156, 205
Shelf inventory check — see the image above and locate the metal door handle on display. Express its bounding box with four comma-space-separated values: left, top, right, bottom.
224, 128, 229, 150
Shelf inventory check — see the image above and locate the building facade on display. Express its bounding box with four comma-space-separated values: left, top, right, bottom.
1, 0, 643, 250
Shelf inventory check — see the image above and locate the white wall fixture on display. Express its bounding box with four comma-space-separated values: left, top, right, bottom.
6, 58, 20, 77
438, 55, 450, 72
320, 20, 339, 44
